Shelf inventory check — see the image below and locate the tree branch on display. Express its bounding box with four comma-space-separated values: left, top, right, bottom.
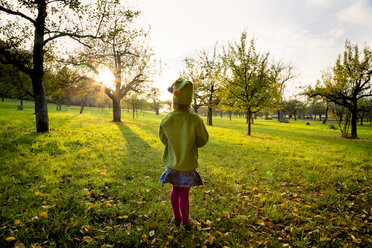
44, 31, 103, 44
0, 6, 36, 25
0, 48, 32, 75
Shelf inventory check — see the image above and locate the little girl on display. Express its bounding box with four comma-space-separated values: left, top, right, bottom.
159, 78, 209, 230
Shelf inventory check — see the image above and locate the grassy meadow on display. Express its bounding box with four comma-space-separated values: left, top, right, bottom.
0, 98, 371, 248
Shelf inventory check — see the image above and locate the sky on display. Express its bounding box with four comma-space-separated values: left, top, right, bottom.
133, 0, 372, 100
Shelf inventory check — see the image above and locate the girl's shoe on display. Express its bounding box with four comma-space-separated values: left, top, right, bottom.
182, 218, 194, 230
170, 217, 181, 227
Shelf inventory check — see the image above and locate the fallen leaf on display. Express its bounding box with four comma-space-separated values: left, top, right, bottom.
320, 236, 331, 241
83, 236, 93, 243
6, 236, 16, 242
149, 230, 155, 237
40, 212, 48, 218
204, 235, 215, 245
14, 219, 24, 226
256, 220, 265, 226
14, 242, 25, 248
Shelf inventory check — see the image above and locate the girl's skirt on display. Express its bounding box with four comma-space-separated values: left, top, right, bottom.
159, 167, 203, 187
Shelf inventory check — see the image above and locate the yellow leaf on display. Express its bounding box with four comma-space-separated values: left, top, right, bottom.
5, 236, 16, 242
216, 217, 221, 222
320, 236, 331, 241
81, 225, 91, 229
256, 240, 264, 245
142, 234, 148, 242
216, 230, 223, 236
40, 211, 48, 218
14, 219, 23, 226
95, 235, 105, 239
118, 215, 128, 219
14, 242, 26, 248
256, 220, 265, 226
83, 236, 93, 243
105, 226, 112, 229
204, 235, 215, 245
168, 235, 174, 240
105, 202, 112, 207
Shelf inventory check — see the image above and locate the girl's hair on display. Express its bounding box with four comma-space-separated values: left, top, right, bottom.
173, 103, 190, 111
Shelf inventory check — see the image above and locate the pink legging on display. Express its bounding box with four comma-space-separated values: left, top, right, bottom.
171, 186, 190, 224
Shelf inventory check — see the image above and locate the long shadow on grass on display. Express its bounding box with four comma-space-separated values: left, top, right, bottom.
115, 122, 163, 179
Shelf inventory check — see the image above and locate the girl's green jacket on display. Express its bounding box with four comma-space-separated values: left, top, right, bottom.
159, 109, 209, 172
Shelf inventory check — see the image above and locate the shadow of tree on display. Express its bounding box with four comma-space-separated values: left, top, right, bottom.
114, 122, 163, 181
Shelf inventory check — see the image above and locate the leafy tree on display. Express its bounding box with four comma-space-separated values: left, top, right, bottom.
181, 57, 204, 113
284, 99, 304, 120
81, 5, 157, 122
148, 87, 162, 115
0, 61, 33, 107
0, 0, 115, 132
221, 32, 287, 135
271, 62, 296, 122
305, 41, 372, 138
198, 44, 222, 126
357, 97, 372, 125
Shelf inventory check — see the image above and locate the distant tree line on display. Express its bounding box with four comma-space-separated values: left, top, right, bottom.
180, 35, 371, 138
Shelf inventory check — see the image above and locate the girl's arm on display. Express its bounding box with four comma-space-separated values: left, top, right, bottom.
159, 125, 168, 145
196, 120, 209, 148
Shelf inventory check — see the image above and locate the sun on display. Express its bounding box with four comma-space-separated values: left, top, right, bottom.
97, 66, 115, 89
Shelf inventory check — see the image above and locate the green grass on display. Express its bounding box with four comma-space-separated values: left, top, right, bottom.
0, 98, 371, 248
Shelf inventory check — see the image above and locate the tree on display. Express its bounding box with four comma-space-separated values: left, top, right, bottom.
221, 32, 287, 135
0, 0, 115, 132
181, 58, 204, 113
305, 41, 372, 138
198, 44, 222, 126
148, 87, 162, 115
284, 99, 304, 120
181, 43, 221, 124
357, 97, 372, 125
0, 60, 33, 108
81, 5, 157, 122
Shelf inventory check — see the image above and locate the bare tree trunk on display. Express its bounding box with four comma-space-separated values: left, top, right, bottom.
32, 74, 49, 132
193, 98, 198, 114
229, 111, 232, 120
113, 97, 121, 122
351, 101, 358, 138
80, 95, 88, 114
207, 107, 213, 126
31, 1, 49, 132
247, 110, 252, 136
132, 102, 135, 119
20, 94, 23, 110
323, 104, 328, 124
1, 95, 4, 102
